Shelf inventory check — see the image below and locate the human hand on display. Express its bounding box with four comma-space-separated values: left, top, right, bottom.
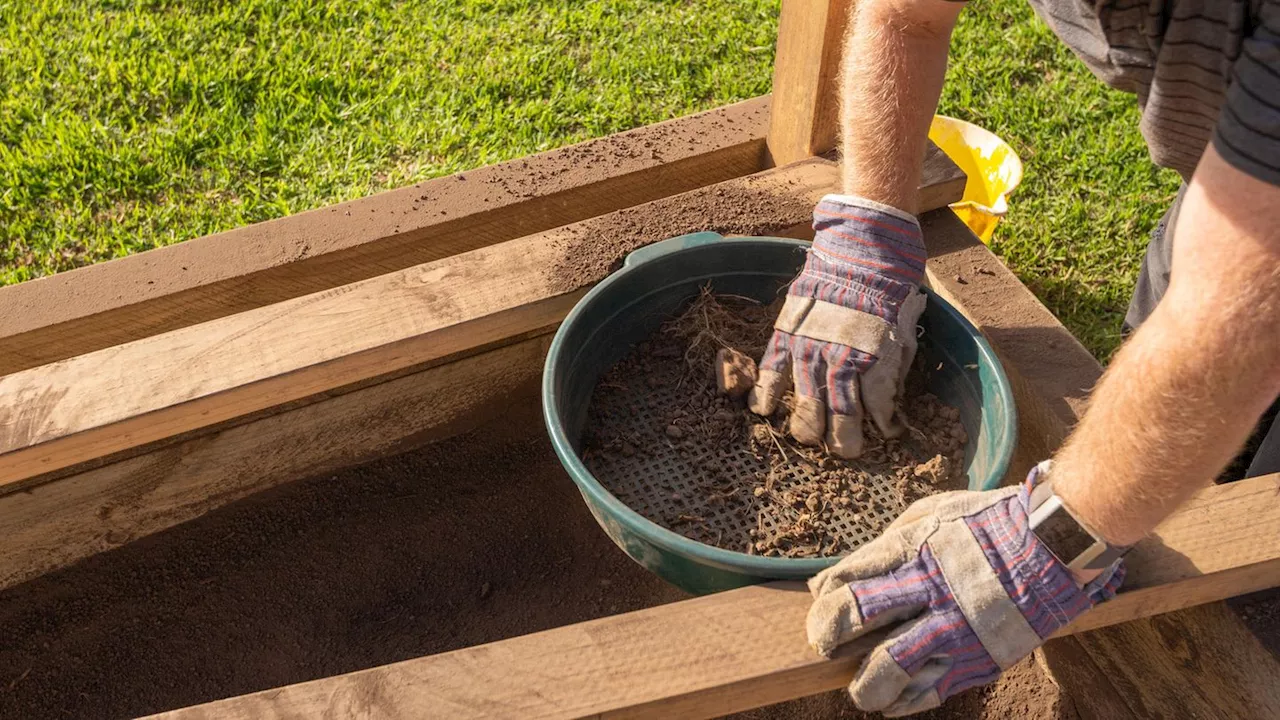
805, 474, 1124, 717
749, 195, 927, 458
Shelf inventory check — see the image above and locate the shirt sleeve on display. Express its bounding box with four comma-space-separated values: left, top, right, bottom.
1212, 0, 1280, 186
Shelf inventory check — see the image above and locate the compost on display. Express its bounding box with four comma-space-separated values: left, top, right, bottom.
582, 289, 969, 558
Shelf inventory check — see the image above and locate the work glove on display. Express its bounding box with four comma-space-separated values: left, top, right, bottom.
806, 468, 1125, 717
749, 194, 927, 458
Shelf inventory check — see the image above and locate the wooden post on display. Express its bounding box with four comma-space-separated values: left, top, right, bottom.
766, 0, 852, 165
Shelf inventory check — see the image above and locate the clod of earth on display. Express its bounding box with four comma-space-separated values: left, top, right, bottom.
716, 348, 758, 398
581, 288, 969, 559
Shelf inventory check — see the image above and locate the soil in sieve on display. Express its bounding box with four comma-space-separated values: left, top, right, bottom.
581, 288, 971, 559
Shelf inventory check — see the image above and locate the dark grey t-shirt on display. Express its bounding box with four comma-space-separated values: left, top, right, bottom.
1026, 0, 1280, 185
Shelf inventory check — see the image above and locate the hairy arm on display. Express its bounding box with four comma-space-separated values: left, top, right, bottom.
1054, 144, 1280, 548
840, 0, 965, 212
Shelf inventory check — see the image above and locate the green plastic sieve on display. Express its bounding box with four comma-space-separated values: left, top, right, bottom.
543, 232, 1017, 594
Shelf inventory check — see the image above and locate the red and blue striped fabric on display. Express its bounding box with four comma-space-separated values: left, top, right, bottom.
758, 196, 927, 413
845, 480, 1125, 704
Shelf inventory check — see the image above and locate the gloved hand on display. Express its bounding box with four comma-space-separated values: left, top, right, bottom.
749, 194, 927, 458
806, 470, 1124, 717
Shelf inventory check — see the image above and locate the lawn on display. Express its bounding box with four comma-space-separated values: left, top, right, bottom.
0, 0, 1179, 360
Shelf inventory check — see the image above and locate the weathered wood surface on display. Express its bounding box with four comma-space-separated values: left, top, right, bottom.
150, 472, 1280, 720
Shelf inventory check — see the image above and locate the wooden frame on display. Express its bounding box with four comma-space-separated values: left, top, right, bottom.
0, 156, 971, 589
4, 1, 1280, 717
147, 473, 1280, 720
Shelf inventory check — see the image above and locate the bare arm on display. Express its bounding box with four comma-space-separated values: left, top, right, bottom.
840, 0, 965, 212
1054, 144, 1280, 547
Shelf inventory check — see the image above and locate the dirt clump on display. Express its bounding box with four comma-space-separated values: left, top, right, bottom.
716, 347, 757, 398
582, 289, 969, 559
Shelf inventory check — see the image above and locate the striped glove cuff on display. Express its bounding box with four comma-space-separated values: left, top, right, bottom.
792, 194, 927, 326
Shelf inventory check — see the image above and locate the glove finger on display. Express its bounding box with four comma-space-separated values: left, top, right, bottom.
883, 491, 967, 533
807, 515, 933, 597
748, 333, 793, 416
861, 349, 904, 439
824, 344, 866, 459
845, 619, 937, 713
808, 576, 926, 658
853, 610, 978, 716
788, 336, 828, 446
855, 648, 947, 712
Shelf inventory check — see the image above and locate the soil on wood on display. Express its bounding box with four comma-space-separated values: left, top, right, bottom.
547, 173, 816, 293
0, 411, 1064, 719
582, 289, 968, 559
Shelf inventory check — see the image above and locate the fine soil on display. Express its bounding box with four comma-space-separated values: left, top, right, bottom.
547, 171, 816, 294
583, 290, 969, 558
0, 410, 1066, 720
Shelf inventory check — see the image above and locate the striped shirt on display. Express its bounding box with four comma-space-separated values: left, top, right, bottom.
1025, 0, 1280, 185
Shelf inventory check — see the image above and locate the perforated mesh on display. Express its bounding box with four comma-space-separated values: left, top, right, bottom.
582, 376, 916, 557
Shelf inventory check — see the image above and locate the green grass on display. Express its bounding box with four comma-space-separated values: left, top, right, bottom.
0, 0, 777, 279
1, 0, 1180, 360
941, 2, 1182, 358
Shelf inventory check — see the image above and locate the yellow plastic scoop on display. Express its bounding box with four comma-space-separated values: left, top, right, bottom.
929, 115, 1023, 244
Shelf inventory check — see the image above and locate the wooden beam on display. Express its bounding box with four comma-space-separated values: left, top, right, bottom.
919, 209, 1280, 718
0, 97, 773, 376
149, 473, 1280, 720
767, 0, 850, 165
1051, 602, 1280, 719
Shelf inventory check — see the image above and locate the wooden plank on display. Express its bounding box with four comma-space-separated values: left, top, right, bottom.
1060, 603, 1280, 719
767, 0, 850, 164
0, 336, 550, 591
1059, 474, 1280, 636
0, 97, 773, 376
150, 474, 1280, 720
920, 208, 1280, 719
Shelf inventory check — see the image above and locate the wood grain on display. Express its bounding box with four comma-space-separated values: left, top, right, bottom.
0, 97, 773, 376
1067, 603, 1280, 719
767, 0, 851, 165
149, 474, 1280, 720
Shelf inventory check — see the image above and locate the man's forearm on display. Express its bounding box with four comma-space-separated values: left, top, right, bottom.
1054, 146, 1280, 547
840, 0, 962, 212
